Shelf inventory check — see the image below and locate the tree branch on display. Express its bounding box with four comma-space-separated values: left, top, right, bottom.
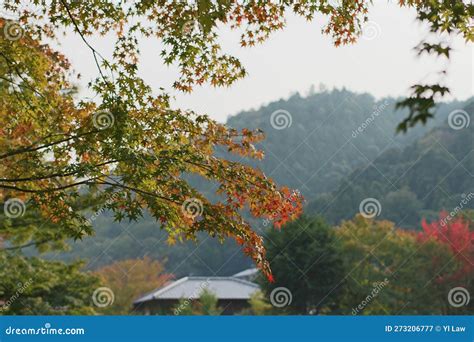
0, 130, 100, 160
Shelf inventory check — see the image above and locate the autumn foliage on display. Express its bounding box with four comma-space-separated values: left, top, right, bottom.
0, 12, 303, 279
95, 257, 172, 315
417, 212, 474, 280
0, 0, 472, 282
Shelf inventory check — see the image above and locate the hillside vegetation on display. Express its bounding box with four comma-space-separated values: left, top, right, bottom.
57, 90, 471, 275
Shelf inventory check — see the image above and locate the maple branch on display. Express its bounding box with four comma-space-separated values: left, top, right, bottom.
0, 177, 100, 193
0, 130, 100, 160
183, 158, 270, 192
98, 177, 181, 205
59, 0, 112, 89
0, 160, 118, 183
0, 239, 51, 251
0, 51, 48, 100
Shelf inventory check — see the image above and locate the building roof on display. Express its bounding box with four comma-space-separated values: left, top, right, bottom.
232, 268, 259, 279
134, 276, 260, 304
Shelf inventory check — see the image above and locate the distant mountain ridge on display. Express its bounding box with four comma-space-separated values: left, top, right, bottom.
307, 99, 474, 228
56, 89, 472, 275
225, 88, 464, 196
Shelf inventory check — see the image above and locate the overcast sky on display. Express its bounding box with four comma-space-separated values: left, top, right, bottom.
58, 2, 473, 122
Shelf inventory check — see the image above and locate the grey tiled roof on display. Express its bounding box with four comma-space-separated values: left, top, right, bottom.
134, 276, 260, 304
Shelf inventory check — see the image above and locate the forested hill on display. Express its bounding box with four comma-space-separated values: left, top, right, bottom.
224, 88, 463, 196
307, 99, 474, 229
57, 89, 470, 276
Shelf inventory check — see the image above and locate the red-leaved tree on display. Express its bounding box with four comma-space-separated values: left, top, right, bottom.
418, 212, 474, 281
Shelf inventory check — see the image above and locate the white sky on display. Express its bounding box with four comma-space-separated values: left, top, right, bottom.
57, 1, 473, 122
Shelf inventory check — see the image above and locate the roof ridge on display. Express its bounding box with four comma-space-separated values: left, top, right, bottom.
186, 276, 239, 280
151, 276, 189, 299
133, 276, 260, 304
228, 277, 260, 288
232, 268, 258, 276
185, 276, 259, 287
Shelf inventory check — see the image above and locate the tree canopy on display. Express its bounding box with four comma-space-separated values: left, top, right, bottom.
0, 253, 99, 315
258, 215, 472, 315
261, 216, 344, 314
0, 0, 472, 279
95, 257, 172, 314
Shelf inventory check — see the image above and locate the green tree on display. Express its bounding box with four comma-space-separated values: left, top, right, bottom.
196, 289, 222, 315
0, 253, 99, 315
382, 187, 422, 227
261, 216, 344, 314
336, 215, 461, 315
243, 291, 273, 315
